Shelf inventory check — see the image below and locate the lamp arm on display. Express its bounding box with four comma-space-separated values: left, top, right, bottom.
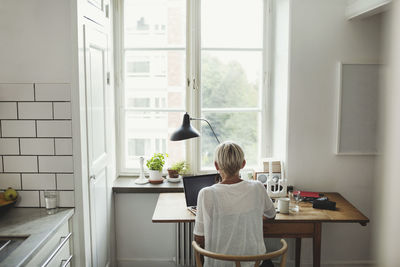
190, 118, 221, 144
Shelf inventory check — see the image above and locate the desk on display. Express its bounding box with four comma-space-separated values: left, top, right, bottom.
152, 192, 369, 267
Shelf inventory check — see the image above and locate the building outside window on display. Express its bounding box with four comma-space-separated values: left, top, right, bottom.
118, 0, 269, 173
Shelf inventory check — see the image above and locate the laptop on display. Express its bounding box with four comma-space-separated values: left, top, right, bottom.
182, 174, 218, 215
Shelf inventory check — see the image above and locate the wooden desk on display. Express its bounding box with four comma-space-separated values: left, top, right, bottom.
152, 192, 369, 267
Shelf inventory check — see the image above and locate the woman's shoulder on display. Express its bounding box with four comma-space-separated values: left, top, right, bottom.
243, 179, 264, 187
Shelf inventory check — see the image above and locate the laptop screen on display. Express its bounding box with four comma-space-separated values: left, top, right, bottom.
183, 174, 218, 207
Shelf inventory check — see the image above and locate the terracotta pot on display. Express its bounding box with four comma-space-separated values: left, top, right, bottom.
167, 169, 179, 178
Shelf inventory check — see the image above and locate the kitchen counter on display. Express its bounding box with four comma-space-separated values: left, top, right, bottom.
0, 208, 74, 267
113, 177, 184, 193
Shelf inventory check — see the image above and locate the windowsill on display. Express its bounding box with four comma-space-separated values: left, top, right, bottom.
113, 176, 184, 193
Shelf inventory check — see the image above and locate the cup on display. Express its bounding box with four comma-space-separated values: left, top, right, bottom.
289, 192, 299, 212
277, 198, 290, 214
44, 191, 58, 215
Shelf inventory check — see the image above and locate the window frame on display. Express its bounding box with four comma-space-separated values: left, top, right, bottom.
115, 0, 272, 175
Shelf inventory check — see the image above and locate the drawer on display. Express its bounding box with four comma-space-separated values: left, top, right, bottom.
27, 222, 72, 267
45, 240, 72, 267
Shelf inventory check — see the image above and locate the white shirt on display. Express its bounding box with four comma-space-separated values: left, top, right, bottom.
193, 180, 276, 267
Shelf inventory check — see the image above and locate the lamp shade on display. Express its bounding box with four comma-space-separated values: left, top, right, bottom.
170, 113, 200, 141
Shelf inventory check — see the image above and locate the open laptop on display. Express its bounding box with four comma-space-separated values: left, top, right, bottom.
182, 174, 218, 215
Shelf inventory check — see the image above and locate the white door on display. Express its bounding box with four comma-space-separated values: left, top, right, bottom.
84, 23, 112, 267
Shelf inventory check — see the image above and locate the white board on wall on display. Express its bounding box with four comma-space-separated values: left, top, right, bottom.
336, 63, 380, 155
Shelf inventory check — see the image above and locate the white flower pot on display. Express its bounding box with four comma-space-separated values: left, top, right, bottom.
148, 170, 162, 181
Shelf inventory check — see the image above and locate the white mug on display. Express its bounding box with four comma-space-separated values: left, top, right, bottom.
278, 198, 290, 214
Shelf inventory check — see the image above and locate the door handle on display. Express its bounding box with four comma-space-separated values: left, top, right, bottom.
90, 175, 96, 180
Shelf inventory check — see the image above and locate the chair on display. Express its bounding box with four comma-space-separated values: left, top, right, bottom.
192, 239, 288, 267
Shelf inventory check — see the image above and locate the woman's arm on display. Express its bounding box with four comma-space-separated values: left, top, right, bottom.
194, 234, 205, 248
194, 235, 205, 264
263, 215, 276, 220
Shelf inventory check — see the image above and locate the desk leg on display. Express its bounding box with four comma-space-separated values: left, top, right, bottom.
295, 238, 301, 267
313, 223, 322, 267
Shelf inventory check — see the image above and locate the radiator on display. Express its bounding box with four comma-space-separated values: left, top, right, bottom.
176, 222, 195, 266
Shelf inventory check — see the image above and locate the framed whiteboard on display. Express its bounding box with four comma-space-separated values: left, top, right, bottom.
336, 63, 380, 155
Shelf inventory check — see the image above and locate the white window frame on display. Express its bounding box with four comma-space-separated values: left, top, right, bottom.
115, 0, 272, 175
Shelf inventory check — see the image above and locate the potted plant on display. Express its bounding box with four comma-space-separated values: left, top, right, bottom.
146, 153, 167, 182
168, 161, 187, 178
178, 162, 191, 177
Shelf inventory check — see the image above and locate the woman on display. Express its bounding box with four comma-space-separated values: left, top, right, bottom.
194, 141, 276, 267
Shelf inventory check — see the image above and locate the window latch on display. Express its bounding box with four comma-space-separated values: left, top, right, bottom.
105, 4, 110, 18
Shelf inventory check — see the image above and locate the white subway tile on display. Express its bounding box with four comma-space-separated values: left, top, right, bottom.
20, 138, 54, 155
38, 156, 73, 173
59, 191, 74, 207
55, 138, 72, 155
3, 156, 38, 172
16, 190, 40, 207
18, 102, 53, 119
35, 84, 71, 101
39, 191, 60, 208
40, 191, 74, 208
0, 139, 19, 154
0, 84, 34, 101
2, 120, 36, 137
21, 174, 56, 190
56, 174, 74, 190
0, 103, 17, 119
53, 102, 71, 119
0, 174, 21, 190
37, 121, 71, 137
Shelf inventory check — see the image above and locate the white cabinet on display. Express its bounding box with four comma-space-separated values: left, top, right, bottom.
84, 0, 110, 26
27, 221, 72, 267
346, 0, 391, 19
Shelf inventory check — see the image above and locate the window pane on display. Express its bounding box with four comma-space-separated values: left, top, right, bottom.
201, 0, 263, 48
200, 112, 259, 169
124, 111, 186, 169
124, 0, 186, 48
125, 50, 186, 109
201, 51, 262, 108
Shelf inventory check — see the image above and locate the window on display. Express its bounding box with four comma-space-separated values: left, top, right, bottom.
117, 0, 269, 173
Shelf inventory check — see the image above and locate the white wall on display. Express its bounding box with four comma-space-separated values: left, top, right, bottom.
377, 1, 400, 265
115, 193, 177, 267
287, 0, 382, 265
0, 0, 72, 83
0, 0, 75, 207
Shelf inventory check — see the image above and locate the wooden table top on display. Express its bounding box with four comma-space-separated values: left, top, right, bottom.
152, 192, 369, 225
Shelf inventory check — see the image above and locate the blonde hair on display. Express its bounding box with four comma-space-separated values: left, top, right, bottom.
214, 141, 245, 177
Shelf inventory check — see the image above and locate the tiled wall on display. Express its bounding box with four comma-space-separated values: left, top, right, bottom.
0, 83, 74, 207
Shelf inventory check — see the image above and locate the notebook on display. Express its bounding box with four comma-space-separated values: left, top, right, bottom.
182, 174, 218, 215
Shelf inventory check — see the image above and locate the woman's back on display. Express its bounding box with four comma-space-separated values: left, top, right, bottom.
194, 180, 275, 267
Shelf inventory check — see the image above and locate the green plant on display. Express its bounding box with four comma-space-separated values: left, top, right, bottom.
169, 160, 190, 175
169, 161, 185, 172
146, 153, 168, 172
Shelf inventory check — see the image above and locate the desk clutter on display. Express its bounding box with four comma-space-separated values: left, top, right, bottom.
254, 159, 287, 198
291, 190, 337, 211
251, 159, 337, 211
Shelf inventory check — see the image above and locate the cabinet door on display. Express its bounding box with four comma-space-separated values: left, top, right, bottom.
84, 24, 112, 267
85, 0, 110, 26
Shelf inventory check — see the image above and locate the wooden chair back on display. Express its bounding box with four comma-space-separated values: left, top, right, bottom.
192, 239, 288, 267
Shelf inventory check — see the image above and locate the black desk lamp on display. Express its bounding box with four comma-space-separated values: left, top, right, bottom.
170, 113, 220, 144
